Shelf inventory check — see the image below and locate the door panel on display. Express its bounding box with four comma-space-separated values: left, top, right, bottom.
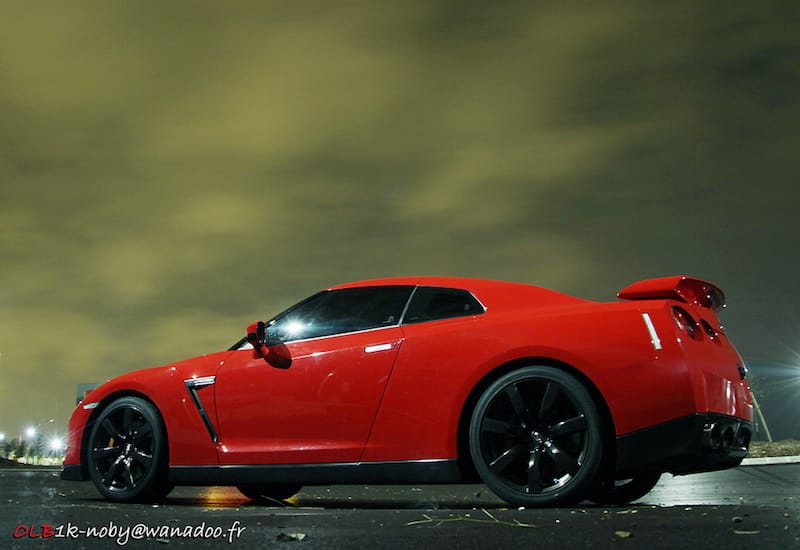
214, 327, 404, 464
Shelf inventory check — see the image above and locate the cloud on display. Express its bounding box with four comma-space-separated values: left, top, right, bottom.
0, 1, 798, 433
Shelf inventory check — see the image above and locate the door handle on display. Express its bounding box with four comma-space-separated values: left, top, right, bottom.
364, 340, 403, 353
364, 343, 392, 353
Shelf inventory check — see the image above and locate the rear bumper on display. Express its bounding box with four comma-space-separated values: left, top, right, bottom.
616, 413, 751, 477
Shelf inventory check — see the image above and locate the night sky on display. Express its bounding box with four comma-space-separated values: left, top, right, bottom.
1, 2, 798, 440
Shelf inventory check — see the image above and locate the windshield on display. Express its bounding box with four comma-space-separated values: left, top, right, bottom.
229, 286, 415, 349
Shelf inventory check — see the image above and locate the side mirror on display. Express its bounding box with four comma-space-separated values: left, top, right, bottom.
246, 320, 266, 347
245, 321, 291, 369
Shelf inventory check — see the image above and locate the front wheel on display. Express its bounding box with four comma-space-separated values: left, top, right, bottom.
469, 366, 604, 507
87, 396, 171, 502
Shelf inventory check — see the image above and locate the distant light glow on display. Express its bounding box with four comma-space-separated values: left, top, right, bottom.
0, 433, 5, 442
748, 358, 800, 440
48, 437, 64, 452
25, 427, 36, 438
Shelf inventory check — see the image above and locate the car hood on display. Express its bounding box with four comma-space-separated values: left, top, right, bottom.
81, 350, 230, 405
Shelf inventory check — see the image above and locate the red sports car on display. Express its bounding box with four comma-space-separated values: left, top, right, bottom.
61, 276, 753, 506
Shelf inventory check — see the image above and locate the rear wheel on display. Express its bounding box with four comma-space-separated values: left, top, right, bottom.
469, 366, 604, 506
587, 472, 661, 505
87, 396, 171, 502
237, 484, 302, 503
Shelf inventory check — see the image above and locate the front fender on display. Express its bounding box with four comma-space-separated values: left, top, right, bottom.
63, 352, 228, 475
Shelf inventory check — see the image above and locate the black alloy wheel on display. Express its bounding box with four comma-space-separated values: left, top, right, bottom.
87, 396, 171, 502
469, 366, 604, 506
237, 484, 303, 503
587, 472, 662, 505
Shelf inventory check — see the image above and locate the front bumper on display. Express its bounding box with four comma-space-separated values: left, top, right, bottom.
616, 413, 752, 477
61, 464, 87, 481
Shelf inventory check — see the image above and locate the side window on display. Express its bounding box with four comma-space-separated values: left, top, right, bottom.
403, 286, 485, 324
266, 286, 414, 344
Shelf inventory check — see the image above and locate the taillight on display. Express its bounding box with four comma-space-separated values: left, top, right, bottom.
699, 318, 718, 339
672, 307, 699, 339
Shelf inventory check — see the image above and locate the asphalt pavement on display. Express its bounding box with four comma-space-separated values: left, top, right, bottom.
1, 460, 798, 549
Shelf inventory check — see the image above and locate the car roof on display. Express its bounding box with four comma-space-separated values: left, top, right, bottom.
329, 276, 495, 290
327, 277, 588, 309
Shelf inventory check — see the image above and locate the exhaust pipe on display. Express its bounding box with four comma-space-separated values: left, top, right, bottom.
702, 421, 748, 454
702, 423, 722, 452
721, 426, 734, 453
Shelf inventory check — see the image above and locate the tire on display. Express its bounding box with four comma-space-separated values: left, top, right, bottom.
87, 396, 171, 502
586, 472, 661, 505
237, 484, 302, 503
469, 366, 604, 507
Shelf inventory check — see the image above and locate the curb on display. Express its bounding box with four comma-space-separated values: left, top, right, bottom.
740, 455, 800, 466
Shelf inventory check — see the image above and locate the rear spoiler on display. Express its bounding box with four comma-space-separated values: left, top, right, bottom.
617, 276, 725, 312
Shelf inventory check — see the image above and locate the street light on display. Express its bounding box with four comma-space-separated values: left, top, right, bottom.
25, 427, 36, 439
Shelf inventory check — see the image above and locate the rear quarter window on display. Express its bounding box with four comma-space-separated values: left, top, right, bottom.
403, 286, 485, 324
